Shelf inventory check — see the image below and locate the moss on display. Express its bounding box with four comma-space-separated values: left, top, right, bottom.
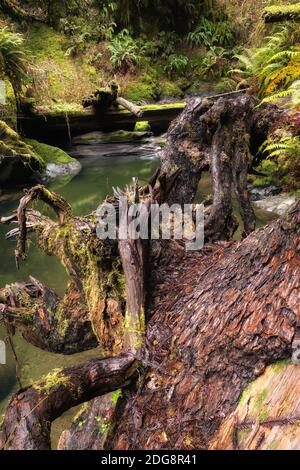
25, 139, 75, 165
271, 359, 288, 374
160, 81, 183, 98
134, 121, 151, 132
24, 24, 98, 109
75, 130, 152, 144
0, 78, 17, 129
264, 4, 300, 22
111, 389, 122, 405
124, 74, 161, 103
33, 368, 70, 395
0, 120, 45, 185
259, 407, 268, 424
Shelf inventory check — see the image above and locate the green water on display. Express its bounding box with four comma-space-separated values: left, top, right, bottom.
0, 136, 277, 447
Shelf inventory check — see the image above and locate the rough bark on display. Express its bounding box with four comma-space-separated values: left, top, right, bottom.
111, 201, 300, 450
209, 363, 300, 450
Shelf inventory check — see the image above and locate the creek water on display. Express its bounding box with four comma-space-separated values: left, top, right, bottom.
0, 133, 277, 447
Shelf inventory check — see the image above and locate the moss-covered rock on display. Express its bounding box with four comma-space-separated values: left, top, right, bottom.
124, 74, 161, 103
0, 120, 45, 186
0, 79, 17, 129
25, 139, 82, 178
160, 81, 184, 98
73, 130, 152, 145
134, 121, 151, 132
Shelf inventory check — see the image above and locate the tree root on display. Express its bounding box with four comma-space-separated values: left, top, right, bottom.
0, 354, 137, 450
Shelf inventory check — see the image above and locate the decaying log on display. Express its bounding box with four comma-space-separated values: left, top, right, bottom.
0, 354, 136, 450
115, 97, 144, 118
82, 84, 143, 118
209, 363, 300, 450
263, 4, 300, 23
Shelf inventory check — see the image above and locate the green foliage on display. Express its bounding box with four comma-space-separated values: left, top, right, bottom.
0, 27, 28, 95
260, 134, 300, 190
261, 80, 300, 108
187, 17, 235, 49
124, 73, 161, 102
164, 54, 190, 78
108, 30, 144, 72
232, 27, 300, 99
199, 46, 228, 79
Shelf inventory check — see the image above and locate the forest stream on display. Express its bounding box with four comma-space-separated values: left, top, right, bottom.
0, 132, 278, 448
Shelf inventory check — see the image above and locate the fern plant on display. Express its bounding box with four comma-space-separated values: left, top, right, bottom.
164, 54, 189, 78
231, 27, 300, 98
260, 80, 300, 109
0, 27, 28, 95
260, 134, 300, 190
107, 30, 143, 72
187, 17, 234, 49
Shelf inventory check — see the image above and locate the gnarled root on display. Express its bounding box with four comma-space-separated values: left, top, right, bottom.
0, 354, 137, 450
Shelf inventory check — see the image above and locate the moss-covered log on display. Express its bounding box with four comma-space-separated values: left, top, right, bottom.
263, 3, 300, 23
82, 84, 143, 118
0, 121, 45, 187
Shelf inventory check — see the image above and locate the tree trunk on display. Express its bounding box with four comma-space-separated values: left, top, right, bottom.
0, 95, 298, 450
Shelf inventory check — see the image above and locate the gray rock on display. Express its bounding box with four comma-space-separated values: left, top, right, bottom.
249, 185, 281, 202
254, 194, 297, 216
45, 161, 82, 178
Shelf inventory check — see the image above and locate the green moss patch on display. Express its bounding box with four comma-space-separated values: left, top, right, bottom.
160, 81, 183, 98
0, 120, 45, 185
25, 139, 75, 165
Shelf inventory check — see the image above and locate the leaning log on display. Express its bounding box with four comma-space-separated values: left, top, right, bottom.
82, 84, 143, 118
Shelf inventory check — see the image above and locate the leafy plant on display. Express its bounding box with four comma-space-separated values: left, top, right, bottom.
0, 27, 28, 95
260, 126, 300, 190
261, 80, 300, 109
187, 17, 235, 49
164, 54, 189, 78
231, 27, 300, 99
199, 46, 227, 79
107, 30, 143, 72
